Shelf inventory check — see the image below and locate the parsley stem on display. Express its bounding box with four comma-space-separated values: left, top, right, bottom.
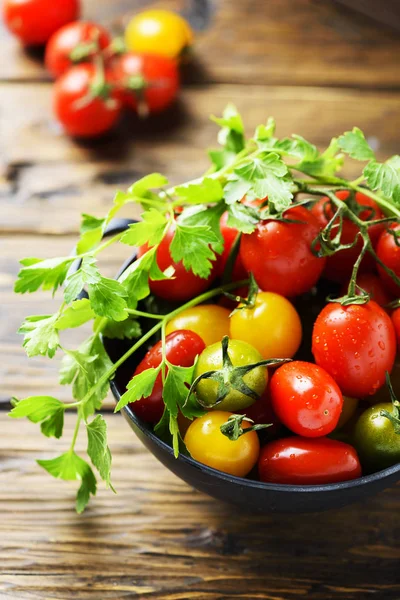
125, 309, 164, 320
69, 417, 81, 453
161, 321, 167, 385
351, 185, 400, 218
92, 231, 125, 256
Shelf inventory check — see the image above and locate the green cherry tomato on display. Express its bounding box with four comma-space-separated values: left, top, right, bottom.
194, 339, 267, 412
353, 403, 400, 472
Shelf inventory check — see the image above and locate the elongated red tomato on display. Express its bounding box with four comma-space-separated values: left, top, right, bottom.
45, 21, 111, 78
311, 191, 385, 283
216, 212, 248, 280
312, 301, 396, 398
376, 223, 400, 297
53, 63, 121, 137
137, 226, 216, 302
3, 0, 80, 45
270, 361, 343, 437
130, 330, 205, 424
111, 53, 179, 114
258, 437, 362, 485
240, 206, 325, 297
341, 273, 393, 307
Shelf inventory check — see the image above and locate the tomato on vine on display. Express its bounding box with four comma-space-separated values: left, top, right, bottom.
45, 21, 111, 79
111, 53, 179, 115
3, 0, 80, 45
53, 63, 121, 137
311, 190, 385, 283
240, 206, 326, 297
312, 300, 396, 398
184, 411, 260, 477
341, 273, 393, 307
376, 223, 400, 296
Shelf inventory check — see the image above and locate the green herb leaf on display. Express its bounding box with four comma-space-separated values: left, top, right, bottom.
208, 148, 237, 171
18, 314, 59, 358
175, 178, 224, 205
364, 156, 400, 205
88, 277, 128, 322
37, 452, 97, 513
114, 366, 161, 412
121, 208, 167, 246
64, 256, 100, 304
254, 117, 276, 142
211, 104, 245, 153
9, 395, 65, 439
86, 415, 114, 490
56, 299, 95, 330
128, 173, 169, 197
224, 178, 252, 205
170, 223, 219, 278
253, 175, 293, 212
338, 127, 375, 161
76, 214, 106, 254
178, 203, 225, 254
226, 202, 260, 234
102, 317, 141, 340
15, 256, 74, 295
119, 248, 171, 305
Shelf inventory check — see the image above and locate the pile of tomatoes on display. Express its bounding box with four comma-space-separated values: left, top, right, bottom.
129, 191, 400, 486
3, 0, 192, 137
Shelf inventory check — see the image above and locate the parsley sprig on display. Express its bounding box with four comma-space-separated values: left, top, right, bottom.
10, 105, 400, 512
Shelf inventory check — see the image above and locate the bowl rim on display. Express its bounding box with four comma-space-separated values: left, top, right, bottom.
111, 380, 400, 494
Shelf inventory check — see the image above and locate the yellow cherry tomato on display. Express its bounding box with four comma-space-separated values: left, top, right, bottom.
166, 305, 230, 347
337, 396, 359, 429
229, 291, 302, 359
125, 10, 193, 59
184, 411, 260, 477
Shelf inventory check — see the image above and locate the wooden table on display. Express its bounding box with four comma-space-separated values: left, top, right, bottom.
1, 1, 400, 598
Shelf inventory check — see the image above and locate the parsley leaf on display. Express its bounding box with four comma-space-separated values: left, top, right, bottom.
107, 174, 168, 221
102, 317, 141, 340
19, 314, 59, 358
170, 224, 219, 278
15, 256, 74, 295
9, 396, 64, 439
86, 415, 114, 491
120, 248, 173, 306
76, 214, 106, 254
177, 203, 225, 254
64, 256, 100, 304
211, 104, 245, 154
37, 452, 97, 513
254, 117, 276, 142
114, 366, 161, 412
175, 178, 224, 205
364, 156, 400, 205
56, 299, 95, 330
121, 208, 167, 246
338, 127, 375, 161
226, 202, 260, 234
224, 178, 252, 205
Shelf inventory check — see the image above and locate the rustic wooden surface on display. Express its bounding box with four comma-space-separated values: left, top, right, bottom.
1, 0, 400, 598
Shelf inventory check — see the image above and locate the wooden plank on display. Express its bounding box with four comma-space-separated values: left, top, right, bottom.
2, 82, 400, 234
1, 0, 400, 88
0, 412, 399, 599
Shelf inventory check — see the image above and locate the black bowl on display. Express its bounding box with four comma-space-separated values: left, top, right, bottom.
99, 219, 400, 513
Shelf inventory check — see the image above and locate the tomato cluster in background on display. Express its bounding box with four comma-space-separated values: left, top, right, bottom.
128, 190, 400, 486
3, 0, 193, 137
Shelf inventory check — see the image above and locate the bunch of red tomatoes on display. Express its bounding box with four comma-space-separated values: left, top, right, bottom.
130, 191, 400, 486
3, 0, 192, 137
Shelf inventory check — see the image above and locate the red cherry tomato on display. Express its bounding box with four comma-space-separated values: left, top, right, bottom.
258, 437, 362, 485
53, 63, 121, 138
137, 226, 216, 302
392, 308, 400, 347
3, 0, 80, 45
376, 223, 400, 297
340, 273, 393, 307
270, 361, 343, 437
240, 206, 326, 297
45, 21, 111, 79
130, 330, 205, 424
215, 212, 248, 280
312, 300, 396, 398
238, 386, 281, 438
311, 191, 385, 283
110, 53, 179, 114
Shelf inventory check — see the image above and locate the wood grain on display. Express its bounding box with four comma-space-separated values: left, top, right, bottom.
0, 413, 399, 600
1, 0, 400, 89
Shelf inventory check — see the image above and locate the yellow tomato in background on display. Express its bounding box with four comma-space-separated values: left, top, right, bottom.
125, 10, 193, 59
230, 291, 302, 359
184, 411, 260, 477
166, 305, 230, 347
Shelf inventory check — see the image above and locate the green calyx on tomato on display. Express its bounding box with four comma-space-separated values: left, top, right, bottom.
379, 372, 400, 434
219, 413, 272, 441
189, 336, 289, 412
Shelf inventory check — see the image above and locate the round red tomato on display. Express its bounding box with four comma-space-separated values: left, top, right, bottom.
45, 21, 111, 79
270, 361, 343, 437
111, 53, 179, 115
53, 63, 121, 138
137, 226, 216, 302
376, 223, 400, 297
216, 212, 248, 280
341, 272, 393, 307
258, 437, 362, 485
312, 300, 396, 398
240, 206, 326, 297
392, 308, 400, 347
3, 0, 80, 45
130, 330, 205, 424
311, 190, 385, 283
